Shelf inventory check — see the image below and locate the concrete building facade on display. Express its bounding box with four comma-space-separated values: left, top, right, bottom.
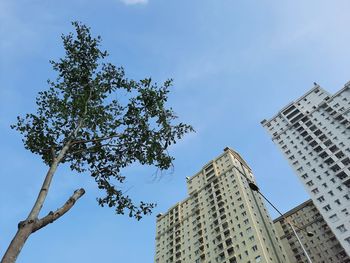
261, 82, 350, 256
274, 199, 350, 263
154, 148, 290, 263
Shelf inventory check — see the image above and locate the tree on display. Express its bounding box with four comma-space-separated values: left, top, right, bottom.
1, 22, 193, 263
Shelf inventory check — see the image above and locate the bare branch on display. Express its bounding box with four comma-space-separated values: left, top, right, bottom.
27, 142, 73, 220
50, 147, 56, 161
32, 188, 85, 233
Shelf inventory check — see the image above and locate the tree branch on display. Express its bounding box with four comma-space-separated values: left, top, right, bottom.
27, 142, 73, 220
63, 143, 118, 162
32, 188, 85, 233
71, 134, 120, 145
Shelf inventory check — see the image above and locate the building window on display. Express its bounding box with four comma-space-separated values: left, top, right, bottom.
345, 237, 350, 245
317, 196, 325, 202
323, 205, 331, 212
311, 188, 319, 194
336, 224, 347, 233
329, 214, 339, 222
306, 180, 314, 186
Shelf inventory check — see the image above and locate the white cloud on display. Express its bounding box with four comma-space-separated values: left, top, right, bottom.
120, 0, 148, 5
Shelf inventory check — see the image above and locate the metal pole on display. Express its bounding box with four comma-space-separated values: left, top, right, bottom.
262, 194, 314, 263
248, 183, 314, 263
287, 219, 313, 263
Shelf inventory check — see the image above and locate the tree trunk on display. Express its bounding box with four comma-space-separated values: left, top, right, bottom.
1, 223, 34, 263
1, 120, 84, 263
1, 188, 85, 263
1, 149, 66, 263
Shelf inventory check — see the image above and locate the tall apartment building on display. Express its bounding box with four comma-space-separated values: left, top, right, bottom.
274, 199, 350, 263
261, 82, 350, 256
154, 148, 290, 263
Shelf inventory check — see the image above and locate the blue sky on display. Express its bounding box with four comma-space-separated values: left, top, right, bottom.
1, 0, 350, 262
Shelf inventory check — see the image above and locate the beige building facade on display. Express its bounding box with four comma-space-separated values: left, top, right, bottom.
154, 148, 290, 263
274, 199, 350, 263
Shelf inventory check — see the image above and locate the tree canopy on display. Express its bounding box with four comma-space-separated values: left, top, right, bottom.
11, 22, 193, 220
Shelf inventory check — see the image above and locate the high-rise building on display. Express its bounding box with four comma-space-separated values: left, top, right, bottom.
154, 148, 290, 263
261, 82, 350, 256
274, 199, 350, 263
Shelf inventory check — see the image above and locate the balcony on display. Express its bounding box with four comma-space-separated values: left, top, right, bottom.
343, 178, 350, 188
335, 171, 348, 180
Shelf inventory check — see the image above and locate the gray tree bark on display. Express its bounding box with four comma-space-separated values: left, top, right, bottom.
1, 139, 84, 263
1, 224, 33, 263
1, 189, 85, 263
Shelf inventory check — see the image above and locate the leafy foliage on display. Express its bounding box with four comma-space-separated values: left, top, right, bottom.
11, 22, 193, 220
